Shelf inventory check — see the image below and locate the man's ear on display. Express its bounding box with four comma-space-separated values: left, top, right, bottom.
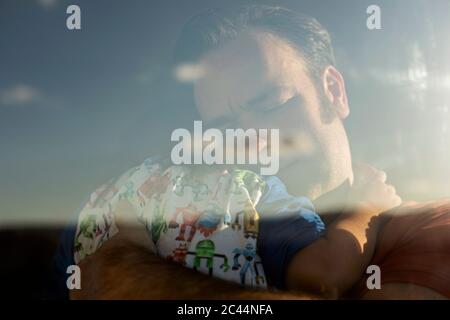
322, 65, 349, 119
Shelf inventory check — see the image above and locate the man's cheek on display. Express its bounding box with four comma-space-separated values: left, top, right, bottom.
278, 130, 316, 159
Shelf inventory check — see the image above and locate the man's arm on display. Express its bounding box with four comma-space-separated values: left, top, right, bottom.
70, 201, 316, 300
71, 228, 313, 299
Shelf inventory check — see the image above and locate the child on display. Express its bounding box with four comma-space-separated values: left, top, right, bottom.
73, 157, 400, 297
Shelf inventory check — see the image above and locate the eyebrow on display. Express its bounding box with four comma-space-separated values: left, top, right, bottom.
203, 115, 238, 129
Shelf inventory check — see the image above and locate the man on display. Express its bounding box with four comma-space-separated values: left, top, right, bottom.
66, 5, 450, 299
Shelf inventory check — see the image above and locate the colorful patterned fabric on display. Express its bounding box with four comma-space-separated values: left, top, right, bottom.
73, 157, 324, 288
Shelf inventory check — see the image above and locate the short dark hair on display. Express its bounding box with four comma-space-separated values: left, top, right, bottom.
173, 5, 336, 81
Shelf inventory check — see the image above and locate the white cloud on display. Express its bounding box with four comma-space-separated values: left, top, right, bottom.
0, 84, 43, 106
37, 0, 58, 9
174, 63, 206, 82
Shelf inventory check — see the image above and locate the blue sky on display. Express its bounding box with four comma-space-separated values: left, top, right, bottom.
1, 0, 449, 224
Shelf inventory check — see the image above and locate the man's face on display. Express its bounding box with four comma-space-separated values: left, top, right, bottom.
193, 31, 353, 199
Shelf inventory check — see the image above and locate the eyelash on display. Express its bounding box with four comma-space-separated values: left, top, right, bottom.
260, 95, 297, 114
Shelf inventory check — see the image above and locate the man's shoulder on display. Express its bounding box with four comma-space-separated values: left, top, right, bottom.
385, 199, 450, 216
379, 198, 450, 234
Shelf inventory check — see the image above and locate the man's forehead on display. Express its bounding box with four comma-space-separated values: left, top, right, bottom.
200, 30, 305, 77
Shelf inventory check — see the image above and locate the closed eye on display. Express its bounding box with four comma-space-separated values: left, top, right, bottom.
258, 95, 298, 114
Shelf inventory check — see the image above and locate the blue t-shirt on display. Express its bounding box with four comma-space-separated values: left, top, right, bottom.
256, 176, 325, 288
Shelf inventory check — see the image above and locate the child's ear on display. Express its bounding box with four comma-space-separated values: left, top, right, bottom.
322, 65, 349, 120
